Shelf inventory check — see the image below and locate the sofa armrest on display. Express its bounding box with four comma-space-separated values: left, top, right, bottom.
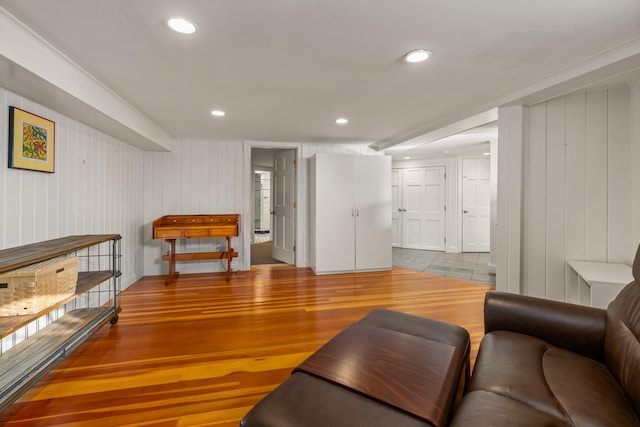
484, 291, 607, 362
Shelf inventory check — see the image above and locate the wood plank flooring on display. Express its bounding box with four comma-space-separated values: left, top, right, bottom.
0, 266, 493, 426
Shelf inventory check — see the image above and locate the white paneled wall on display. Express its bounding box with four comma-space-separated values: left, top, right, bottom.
0, 87, 145, 286
0, 88, 145, 352
143, 140, 245, 276
522, 87, 633, 301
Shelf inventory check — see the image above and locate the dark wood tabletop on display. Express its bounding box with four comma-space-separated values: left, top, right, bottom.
294, 322, 463, 427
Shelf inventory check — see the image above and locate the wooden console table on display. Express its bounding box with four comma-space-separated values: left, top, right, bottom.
152, 214, 239, 284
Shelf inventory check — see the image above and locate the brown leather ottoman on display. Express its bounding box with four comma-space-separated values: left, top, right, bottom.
240, 309, 470, 427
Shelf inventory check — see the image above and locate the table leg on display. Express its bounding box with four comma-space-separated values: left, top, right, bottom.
226, 236, 232, 281
165, 239, 179, 285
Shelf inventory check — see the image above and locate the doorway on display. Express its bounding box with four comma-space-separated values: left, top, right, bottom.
462, 158, 490, 252
250, 148, 296, 266
394, 166, 447, 251
252, 169, 282, 264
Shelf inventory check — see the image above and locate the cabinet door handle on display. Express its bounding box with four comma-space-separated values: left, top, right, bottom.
356, 208, 359, 217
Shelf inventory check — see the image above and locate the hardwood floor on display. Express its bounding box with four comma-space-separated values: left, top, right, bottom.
1, 266, 493, 426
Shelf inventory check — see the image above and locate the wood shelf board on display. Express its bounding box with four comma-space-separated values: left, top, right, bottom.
0, 235, 121, 274
0, 308, 109, 394
0, 271, 115, 338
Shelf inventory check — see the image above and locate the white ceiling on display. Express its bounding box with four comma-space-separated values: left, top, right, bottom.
387, 122, 497, 160
0, 0, 639, 151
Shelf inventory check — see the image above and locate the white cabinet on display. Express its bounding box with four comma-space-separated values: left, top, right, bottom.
310, 153, 392, 274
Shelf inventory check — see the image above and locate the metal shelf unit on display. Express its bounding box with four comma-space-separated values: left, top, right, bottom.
0, 234, 122, 411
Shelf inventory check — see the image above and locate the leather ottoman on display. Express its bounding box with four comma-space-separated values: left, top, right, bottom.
240, 308, 470, 427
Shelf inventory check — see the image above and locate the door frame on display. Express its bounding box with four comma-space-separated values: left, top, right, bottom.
243, 141, 303, 270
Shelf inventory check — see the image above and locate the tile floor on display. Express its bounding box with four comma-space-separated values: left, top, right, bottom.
253, 231, 271, 243
254, 233, 495, 286
393, 247, 496, 286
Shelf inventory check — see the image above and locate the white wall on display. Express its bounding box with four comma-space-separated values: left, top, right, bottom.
498, 84, 639, 301
252, 148, 275, 169
0, 87, 145, 288
143, 140, 245, 276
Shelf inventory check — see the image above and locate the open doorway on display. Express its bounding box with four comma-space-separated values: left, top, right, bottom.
252, 168, 284, 265
253, 169, 272, 240
250, 148, 296, 266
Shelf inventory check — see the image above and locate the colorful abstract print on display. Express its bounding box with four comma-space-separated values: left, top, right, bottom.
22, 122, 48, 161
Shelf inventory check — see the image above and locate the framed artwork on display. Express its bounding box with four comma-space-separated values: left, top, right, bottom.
8, 106, 55, 173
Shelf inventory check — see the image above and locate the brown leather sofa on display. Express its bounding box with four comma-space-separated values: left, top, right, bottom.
451, 244, 640, 426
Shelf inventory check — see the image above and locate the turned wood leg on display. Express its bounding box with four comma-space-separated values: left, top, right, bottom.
165, 239, 179, 285
226, 236, 232, 281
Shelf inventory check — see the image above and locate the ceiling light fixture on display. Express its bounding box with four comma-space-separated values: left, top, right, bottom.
166, 17, 198, 34
211, 110, 226, 117
403, 156, 411, 160
335, 118, 348, 124
483, 152, 491, 156
404, 49, 431, 63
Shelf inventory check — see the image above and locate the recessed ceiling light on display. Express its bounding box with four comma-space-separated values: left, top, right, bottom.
211, 110, 225, 117
404, 49, 431, 63
403, 156, 411, 160
166, 17, 198, 34
483, 152, 491, 156
335, 118, 348, 124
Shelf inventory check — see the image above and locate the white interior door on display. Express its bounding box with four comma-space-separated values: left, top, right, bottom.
391, 169, 403, 247
402, 167, 446, 251
272, 149, 296, 264
462, 158, 490, 252
355, 156, 392, 270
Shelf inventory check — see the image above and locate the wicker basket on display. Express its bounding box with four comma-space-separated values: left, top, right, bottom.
0, 256, 79, 316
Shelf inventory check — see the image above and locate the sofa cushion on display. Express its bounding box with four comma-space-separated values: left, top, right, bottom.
468, 331, 570, 421
450, 390, 568, 427
544, 345, 639, 426
467, 331, 639, 426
